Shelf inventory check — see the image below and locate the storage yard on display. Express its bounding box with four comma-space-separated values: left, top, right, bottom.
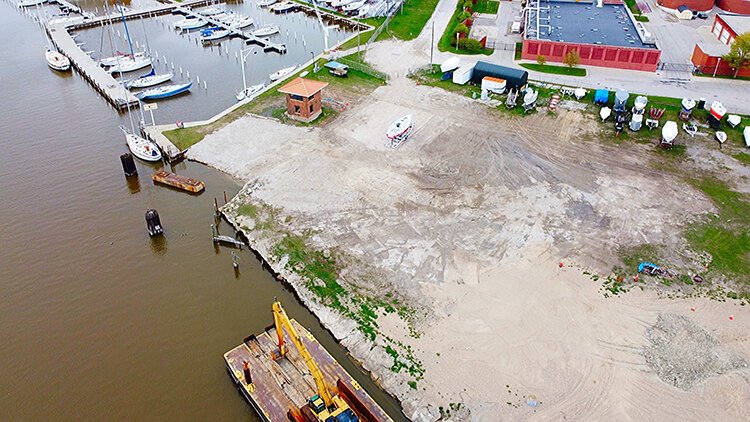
186, 37, 750, 420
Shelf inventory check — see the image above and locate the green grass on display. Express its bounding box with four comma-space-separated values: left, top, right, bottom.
635, 15, 649, 22
619, 244, 662, 270
437, 0, 494, 55
335, 29, 374, 51
514, 42, 523, 60
473, 0, 499, 14
734, 152, 750, 165
685, 178, 750, 279
520, 63, 587, 77
378, 0, 440, 41
694, 72, 750, 81
162, 127, 205, 151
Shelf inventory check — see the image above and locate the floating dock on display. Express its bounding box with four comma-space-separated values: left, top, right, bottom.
225, 320, 393, 421
151, 170, 205, 193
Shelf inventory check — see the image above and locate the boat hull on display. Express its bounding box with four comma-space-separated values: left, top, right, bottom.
137, 83, 193, 100
126, 73, 174, 89
126, 133, 162, 162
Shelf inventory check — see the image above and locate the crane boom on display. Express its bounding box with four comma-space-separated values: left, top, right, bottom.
272, 301, 334, 407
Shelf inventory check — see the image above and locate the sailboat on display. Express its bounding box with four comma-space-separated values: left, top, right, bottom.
269, 65, 296, 81
125, 68, 174, 89
121, 126, 162, 162
45, 47, 71, 71
258, 0, 278, 7
137, 83, 193, 100
99, 51, 146, 66
174, 18, 207, 30
18, 0, 47, 7
107, 55, 153, 74
252, 25, 280, 37
236, 84, 265, 101
201, 27, 231, 43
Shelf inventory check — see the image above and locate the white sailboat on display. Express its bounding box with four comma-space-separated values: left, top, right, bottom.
269, 65, 296, 81
343, 0, 366, 12
125, 69, 174, 89
18, 0, 47, 7
199, 6, 224, 15
258, 0, 278, 7
45, 47, 71, 71
252, 25, 280, 37
108, 55, 153, 74
121, 126, 163, 162
201, 29, 231, 43
236, 84, 265, 101
271, 1, 296, 12
174, 18, 207, 30
99, 51, 147, 66
386, 114, 414, 148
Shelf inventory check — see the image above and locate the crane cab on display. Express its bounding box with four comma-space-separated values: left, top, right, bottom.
306, 394, 359, 422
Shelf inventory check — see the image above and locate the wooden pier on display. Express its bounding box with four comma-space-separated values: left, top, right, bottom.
47, 22, 140, 110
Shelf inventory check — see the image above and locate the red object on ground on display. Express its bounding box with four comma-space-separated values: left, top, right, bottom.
730, 315, 734, 320
559, 262, 564, 268
691, 307, 695, 312
634, 275, 639, 282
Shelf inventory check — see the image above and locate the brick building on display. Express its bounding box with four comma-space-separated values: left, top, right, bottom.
522, 0, 661, 72
277, 78, 328, 123
692, 14, 750, 76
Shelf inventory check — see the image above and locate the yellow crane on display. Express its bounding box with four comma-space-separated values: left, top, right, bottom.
271, 301, 360, 422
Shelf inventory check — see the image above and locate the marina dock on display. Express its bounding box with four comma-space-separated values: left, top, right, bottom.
224, 319, 393, 421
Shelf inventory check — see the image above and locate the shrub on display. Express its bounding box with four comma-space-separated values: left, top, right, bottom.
458, 38, 484, 52
454, 23, 469, 35
458, 10, 471, 22
536, 55, 546, 65
463, 0, 473, 10
563, 50, 580, 68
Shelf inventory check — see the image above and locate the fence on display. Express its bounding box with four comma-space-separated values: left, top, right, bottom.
336, 57, 389, 81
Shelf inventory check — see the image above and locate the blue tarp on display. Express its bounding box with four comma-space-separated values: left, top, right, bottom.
594, 89, 609, 105
638, 262, 660, 273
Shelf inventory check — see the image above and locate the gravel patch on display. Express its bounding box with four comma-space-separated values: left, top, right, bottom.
644, 313, 747, 390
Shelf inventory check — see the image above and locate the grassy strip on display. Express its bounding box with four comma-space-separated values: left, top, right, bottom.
335, 29, 374, 51
378, 0, 440, 41
473, 0, 499, 14
694, 72, 750, 81
437, 0, 494, 55
734, 152, 750, 165
520, 63, 587, 77
514, 42, 522, 60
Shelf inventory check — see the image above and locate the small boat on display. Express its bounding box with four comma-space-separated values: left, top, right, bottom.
108, 56, 152, 74
252, 25, 280, 37
121, 126, 162, 162
440, 57, 460, 73
574, 87, 586, 100
257, 0, 278, 6
683, 122, 697, 137
357, 4, 370, 17
600, 106, 612, 121
227, 16, 254, 29
45, 48, 70, 71
100, 51, 146, 66
633, 95, 648, 113
661, 121, 678, 146
137, 82, 193, 100
629, 113, 643, 131
386, 114, 412, 140
523, 89, 538, 111
174, 18, 207, 30
727, 114, 741, 128
236, 83, 265, 101
744, 127, 750, 148
125, 69, 174, 89
269, 65, 296, 81
199, 6, 224, 15
152, 170, 205, 193
271, 1, 296, 12
715, 131, 727, 145
201, 29, 231, 42
614, 89, 629, 113
681, 98, 696, 112
330, 0, 355, 7
343, 0, 366, 11
18, 0, 46, 7
709, 101, 727, 121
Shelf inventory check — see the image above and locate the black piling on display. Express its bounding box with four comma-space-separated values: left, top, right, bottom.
145, 209, 164, 237
120, 153, 138, 177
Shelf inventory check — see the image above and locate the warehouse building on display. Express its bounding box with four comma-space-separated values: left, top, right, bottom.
691, 14, 750, 77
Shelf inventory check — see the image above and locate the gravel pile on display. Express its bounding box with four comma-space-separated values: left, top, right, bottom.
643, 313, 747, 390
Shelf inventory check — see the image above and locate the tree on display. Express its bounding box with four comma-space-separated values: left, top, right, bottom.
723, 32, 750, 77
454, 23, 469, 36
563, 50, 580, 68
458, 38, 483, 52
536, 55, 547, 66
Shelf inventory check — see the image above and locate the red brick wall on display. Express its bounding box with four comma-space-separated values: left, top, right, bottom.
691, 44, 750, 77
522, 40, 661, 72
657, 0, 714, 11
717, 0, 750, 14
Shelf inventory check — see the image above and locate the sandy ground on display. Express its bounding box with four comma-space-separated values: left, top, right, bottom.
187, 40, 750, 421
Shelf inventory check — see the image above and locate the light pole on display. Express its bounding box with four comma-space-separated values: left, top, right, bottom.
239, 47, 257, 96
310, 51, 318, 73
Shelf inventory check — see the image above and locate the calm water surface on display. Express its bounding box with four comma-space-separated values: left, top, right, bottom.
0, 2, 404, 421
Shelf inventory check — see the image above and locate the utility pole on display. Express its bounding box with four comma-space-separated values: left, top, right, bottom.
430, 20, 434, 65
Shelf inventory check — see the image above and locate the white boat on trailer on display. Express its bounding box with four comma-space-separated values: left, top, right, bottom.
252, 25, 280, 37
45, 48, 70, 71
386, 114, 413, 148
121, 126, 162, 162
125, 69, 174, 89
269, 65, 296, 81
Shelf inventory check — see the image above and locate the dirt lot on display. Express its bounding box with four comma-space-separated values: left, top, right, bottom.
187, 41, 750, 421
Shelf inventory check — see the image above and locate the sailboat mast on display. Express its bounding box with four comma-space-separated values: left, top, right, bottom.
116, 0, 136, 58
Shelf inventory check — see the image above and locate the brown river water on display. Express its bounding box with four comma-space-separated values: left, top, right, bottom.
0, 2, 405, 420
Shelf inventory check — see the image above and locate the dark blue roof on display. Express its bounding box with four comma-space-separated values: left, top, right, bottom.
533, 2, 655, 49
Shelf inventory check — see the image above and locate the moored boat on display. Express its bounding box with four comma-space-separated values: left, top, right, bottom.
137, 83, 192, 100
226, 16, 254, 29
236, 83, 265, 101
201, 28, 231, 42
269, 65, 296, 81
125, 69, 174, 89
271, 1, 296, 12
174, 18, 207, 30
121, 126, 162, 162
257, 0, 278, 7
45, 48, 70, 71
251, 25, 280, 37
198, 6, 224, 15
152, 170, 205, 193
107, 56, 152, 74
100, 51, 146, 66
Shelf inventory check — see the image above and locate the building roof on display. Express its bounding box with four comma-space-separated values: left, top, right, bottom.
526, 1, 656, 49
695, 25, 731, 56
277, 77, 328, 97
718, 14, 750, 36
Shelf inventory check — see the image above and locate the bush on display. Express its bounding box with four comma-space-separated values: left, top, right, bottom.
458, 10, 471, 22
563, 50, 580, 68
458, 38, 484, 52
454, 23, 469, 35
463, 0, 473, 10
536, 55, 546, 65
